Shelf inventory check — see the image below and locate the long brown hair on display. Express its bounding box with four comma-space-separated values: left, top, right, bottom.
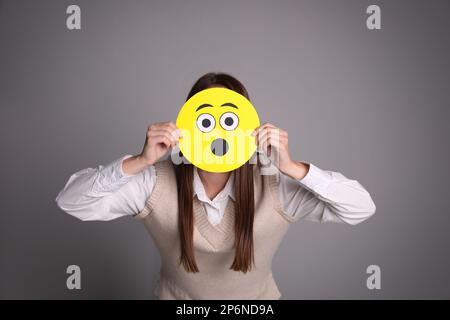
175, 73, 255, 273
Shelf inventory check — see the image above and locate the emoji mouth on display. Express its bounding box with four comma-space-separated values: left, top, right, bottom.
210, 138, 229, 156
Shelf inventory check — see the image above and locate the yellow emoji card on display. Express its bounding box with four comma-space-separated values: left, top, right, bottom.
176, 88, 260, 172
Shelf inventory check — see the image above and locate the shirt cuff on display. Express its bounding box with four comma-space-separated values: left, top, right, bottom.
95, 154, 135, 192
118, 154, 137, 178
297, 163, 332, 194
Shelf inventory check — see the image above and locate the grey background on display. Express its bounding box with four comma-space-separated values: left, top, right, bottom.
1, 0, 449, 299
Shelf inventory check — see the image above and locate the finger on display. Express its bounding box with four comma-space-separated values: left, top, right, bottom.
262, 122, 277, 129
148, 128, 177, 137
151, 135, 172, 149
158, 123, 182, 140
260, 135, 270, 155
166, 123, 183, 139
254, 127, 264, 147
253, 122, 278, 136
279, 130, 288, 137
259, 131, 281, 151
261, 130, 283, 153
261, 136, 278, 157
258, 130, 272, 155
255, 127, 268, 146
161, 122, 178, 132
150, 122, 177, 133
149, 129, 179, 145
257, 127, 281, 145
147, 123, 166, 136
255, 128, 271, 150
148, 130, 176, 145
259, 123, 277, 132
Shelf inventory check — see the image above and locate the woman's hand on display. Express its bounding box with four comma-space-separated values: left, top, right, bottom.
122, 122, 181, 175
253, 123, 309, 180
140, 122, 182, 165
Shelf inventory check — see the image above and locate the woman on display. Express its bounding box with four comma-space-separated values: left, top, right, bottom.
55, 72, 376, 299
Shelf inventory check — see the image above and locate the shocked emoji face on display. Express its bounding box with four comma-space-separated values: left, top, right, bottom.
176, 87, 260, 172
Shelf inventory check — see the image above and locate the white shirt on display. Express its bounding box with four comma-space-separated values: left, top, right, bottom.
55, 155, 376, 225
193, 166, 235, 225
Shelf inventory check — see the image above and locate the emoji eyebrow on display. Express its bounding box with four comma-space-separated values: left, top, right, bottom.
221, 102, 238, 109
196, 104, 213, 111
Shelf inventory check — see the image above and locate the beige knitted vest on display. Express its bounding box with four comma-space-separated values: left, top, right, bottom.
135, 160, 296, 300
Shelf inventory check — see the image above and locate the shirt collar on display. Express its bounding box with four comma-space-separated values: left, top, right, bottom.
193, 167, 235, 203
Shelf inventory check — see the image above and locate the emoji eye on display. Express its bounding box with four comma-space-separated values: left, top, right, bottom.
196, 113, 216, 133
220, 112, 239, 131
